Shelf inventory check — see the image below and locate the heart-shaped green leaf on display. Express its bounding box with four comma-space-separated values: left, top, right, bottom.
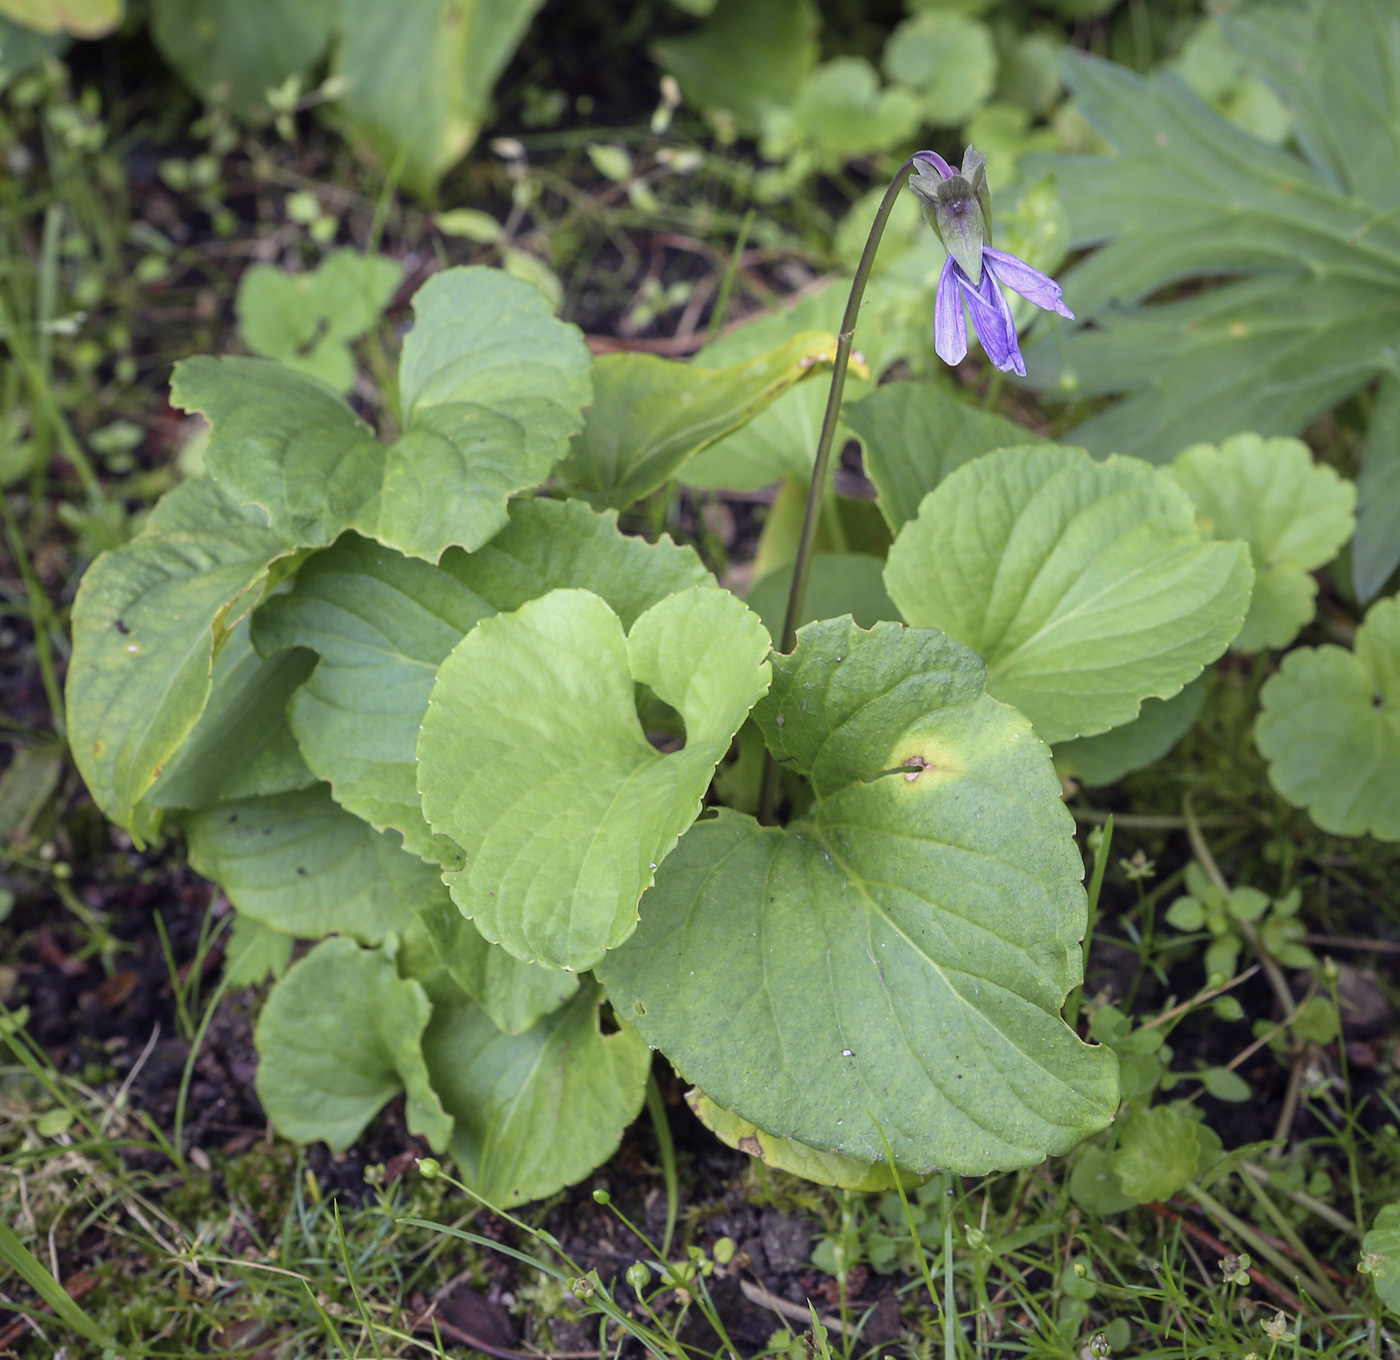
1169, 434, 1355, 653
560, 331, 837, 508
597, 619, 1119, 1175
883, 10, 997, 125
66, 477, 298, 833
145, 617, 316, 810
173, 267, 592, 563
185, 785, 446, 944
236, 250, 402, 394
1255, 596, 1400, 840
844, 381, 1040, 533
418, 979, 649, 1207
255, 935, 451, 1152
252, 499, 710, 860
1362, 1205, 1400, 1317
884, 445, 1253, 743
418, 585, 772, 971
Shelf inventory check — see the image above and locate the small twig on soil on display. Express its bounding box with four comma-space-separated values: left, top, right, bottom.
738, 1278, 848, 1337
1138, 965, 1260, 1031
1303, 934, 1400, 954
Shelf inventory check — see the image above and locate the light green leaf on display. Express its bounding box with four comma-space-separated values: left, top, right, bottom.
654, 0, 818, 135
1069, 1147, 1136, 1217
560, 331, 837, 508
418, 586, 772, 970
1169, 434, 1355, 653
745, 553, 896, 643
884, 445, 1253, 743
1054, 672, 1209, 788
1201, 1066, 1251, 1102
174, 267, 592, 563
687, 1090, 919, 1191
67, 477, 297, 832
150, 0, 333, 119
598, 619, 1119, 1175
402, 898, 577, 1035
1255, 596, 1400, 841
185, 785, 447, 943
761, 58, 922, 164
255, 936, 451, 1151
883, 11, 997, 125
0, 18, 67, 90
334, 0, 547, 195
252, 499, 709, 860
0, 0, 118, 36
421, 981, 649, 1207
145, 617, 317, 810
1362, 1204, 1400, 1316
223, 912, 293, 988
683, 282, 890, 493
1355, 375, 1400, 602
844, 381, 1040, 533
1022, 40, 1400, 462
236, 251, 402, 394
1110, 1105, 1203, 1203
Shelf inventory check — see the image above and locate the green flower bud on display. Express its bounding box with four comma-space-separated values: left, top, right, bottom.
417, 1157, 442, 1180
625, 1262, 652, 1292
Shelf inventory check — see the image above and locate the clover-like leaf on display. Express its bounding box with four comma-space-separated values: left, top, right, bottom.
845, 380, 1040, 533
173, 267, 592, 563
1255, 596, 1400, 841
145, 618, 316, 810
1054, 673, 1209, 788
236, 250, 402, 394
598, 619, 1119, 1175
184, 785, 448, 944
418, 585, 772, 970
884, 445, 1253, 743
66, 477, 297, 833
687, 1090, 918, 1192
401, 898, 577, 1036
1109, 1105, 1207, 1204
560, 331, 838, 508
1022, 33, 1400, 463
419, 980, 649, 1207
255, 936, 451, 1151
1169, 434, 1355, 653
252, 499, 710, 860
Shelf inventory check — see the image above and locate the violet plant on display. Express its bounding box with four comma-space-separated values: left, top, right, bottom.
64, 142, 1271, 1206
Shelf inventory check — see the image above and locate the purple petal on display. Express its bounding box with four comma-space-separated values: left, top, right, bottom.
983, 247, 1075, 319
933, 256, 967, 367
913, 150, 954, 180
959, 269, 1025, 376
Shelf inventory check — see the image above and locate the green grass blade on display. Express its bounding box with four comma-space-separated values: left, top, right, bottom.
0, 1216, 114, 1348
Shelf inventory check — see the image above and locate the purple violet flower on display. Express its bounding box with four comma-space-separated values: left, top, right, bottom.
910, 148, 1073, 378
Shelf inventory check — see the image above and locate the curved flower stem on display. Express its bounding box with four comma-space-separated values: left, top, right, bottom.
757, 154, 919, 825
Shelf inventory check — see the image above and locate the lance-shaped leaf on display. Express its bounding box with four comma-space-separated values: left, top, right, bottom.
418, 585, 772, 971
145, 617, 317, 810
1054, 672, 1209, 788
1021, 40, 1400, 462
335, 0, 547, 197
560, 331, 838, 508
420, 980, 649, 1208
884, 445, 1253, 743
401, 897, 577, 1036
173, 268, 592, 563
66, 477, 297, 832
844, 381, 1040, 533
185, 785, 446, 944
255, 936, 451, 1151
598, 620, 1119, 1175
1169, 434, 1355, 653
1255, 597, 1400, 841
687, 1090, 918, 1192
252, 499, 709, 860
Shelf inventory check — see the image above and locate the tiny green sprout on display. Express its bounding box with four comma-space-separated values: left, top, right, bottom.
1323, 955, 1341, 982
592, 1188, 612, 1205
1220, 1253, 1251, 1286
1073, 1261, 1088, 1278
964, 1225, 987, 1250
626, 1262, 652, 1292
713, 1236, 736, 1265
417, 1157, 442, 1180
1120, 849, 1155, 881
